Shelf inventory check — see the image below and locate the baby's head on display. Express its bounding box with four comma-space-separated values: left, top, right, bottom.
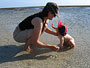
58, 20, 68, 36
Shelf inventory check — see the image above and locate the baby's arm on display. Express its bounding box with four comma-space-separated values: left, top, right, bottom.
59, 36, 64, 49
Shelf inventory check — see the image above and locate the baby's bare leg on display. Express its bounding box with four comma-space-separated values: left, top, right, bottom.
68, 39, 75, 48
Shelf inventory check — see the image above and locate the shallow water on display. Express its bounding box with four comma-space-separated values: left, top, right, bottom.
0, 7, 90, 68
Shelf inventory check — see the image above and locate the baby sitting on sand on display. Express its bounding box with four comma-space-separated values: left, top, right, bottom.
52, 20, 75, 50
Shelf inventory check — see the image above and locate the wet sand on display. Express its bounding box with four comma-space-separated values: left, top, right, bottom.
0, 7, 90, 68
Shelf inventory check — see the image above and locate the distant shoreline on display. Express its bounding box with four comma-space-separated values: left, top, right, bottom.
0, 5, 90, 10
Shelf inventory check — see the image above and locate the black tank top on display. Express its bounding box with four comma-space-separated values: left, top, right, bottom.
19, 12, 45, 33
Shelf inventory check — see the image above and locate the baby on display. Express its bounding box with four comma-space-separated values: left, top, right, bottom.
52, 20, 75, 50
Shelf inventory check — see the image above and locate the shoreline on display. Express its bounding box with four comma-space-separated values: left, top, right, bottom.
0, 5, 90, 10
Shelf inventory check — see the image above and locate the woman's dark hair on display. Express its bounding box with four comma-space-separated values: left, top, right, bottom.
42, 5, 50, 17
42, 2, 59, 17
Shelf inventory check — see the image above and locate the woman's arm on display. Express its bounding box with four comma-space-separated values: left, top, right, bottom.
25, 17, 43, 49
45, 28, 58, 36
25, 17, 59, 51
44, 21, 57, 36
52, 24, 57, 30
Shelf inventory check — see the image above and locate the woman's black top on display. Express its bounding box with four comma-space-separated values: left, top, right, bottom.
19, 12, 45, 33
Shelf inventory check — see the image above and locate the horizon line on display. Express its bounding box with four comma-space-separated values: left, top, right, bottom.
0, 5, 90, 10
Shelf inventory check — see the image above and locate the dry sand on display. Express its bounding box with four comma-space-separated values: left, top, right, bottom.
0, 7, 90, 68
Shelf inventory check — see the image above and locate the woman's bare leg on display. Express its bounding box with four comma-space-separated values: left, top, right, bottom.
25, 38, 36, 53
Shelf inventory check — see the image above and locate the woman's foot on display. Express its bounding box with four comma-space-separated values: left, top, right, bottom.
25, 45, 33, 53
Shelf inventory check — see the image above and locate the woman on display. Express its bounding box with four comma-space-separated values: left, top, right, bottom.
13, 2, 60, 52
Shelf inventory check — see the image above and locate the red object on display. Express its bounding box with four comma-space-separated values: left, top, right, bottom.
58, 20, 68, 33
64, 26, 67, 33
52, 24, 53, 26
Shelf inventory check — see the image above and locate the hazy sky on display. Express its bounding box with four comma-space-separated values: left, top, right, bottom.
0, 0, 90, 8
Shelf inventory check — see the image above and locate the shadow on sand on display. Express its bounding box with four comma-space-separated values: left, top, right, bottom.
0, 44, 71, 64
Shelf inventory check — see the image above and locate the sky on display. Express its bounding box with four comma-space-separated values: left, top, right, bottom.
0, 0, 90, 8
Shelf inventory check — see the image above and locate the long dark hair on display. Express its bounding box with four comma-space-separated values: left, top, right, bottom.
41, 2, 59, 17
41, 6, 50, 17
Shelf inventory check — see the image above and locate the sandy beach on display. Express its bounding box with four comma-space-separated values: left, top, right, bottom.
0, 7, 90, 68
